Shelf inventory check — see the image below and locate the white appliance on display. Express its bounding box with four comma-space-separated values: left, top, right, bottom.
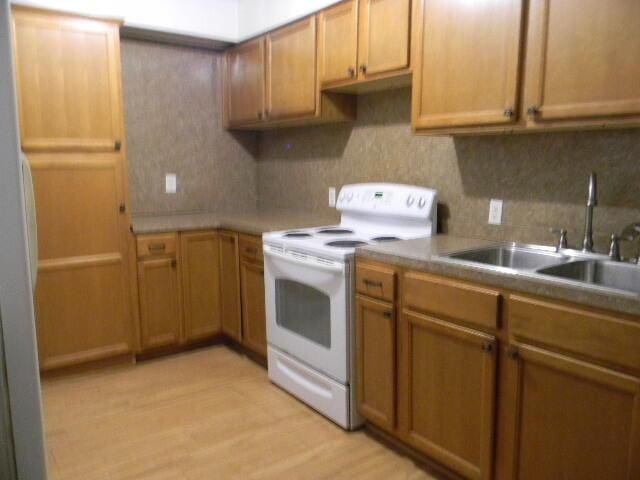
263, 183, 438, 429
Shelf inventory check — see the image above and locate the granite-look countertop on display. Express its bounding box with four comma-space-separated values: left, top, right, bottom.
131, 209, 341, 236
357, 235, 640, 318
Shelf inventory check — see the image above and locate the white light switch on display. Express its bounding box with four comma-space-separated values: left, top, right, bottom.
165, 173, 177, 194
328, 187, 336, 207
488, 199, 503, 225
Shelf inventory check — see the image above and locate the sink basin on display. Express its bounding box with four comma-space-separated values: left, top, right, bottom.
537, 260, 640, 294
442, 245, 568, 271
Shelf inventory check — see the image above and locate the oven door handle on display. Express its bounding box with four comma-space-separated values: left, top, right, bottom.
264, 248, 345, 274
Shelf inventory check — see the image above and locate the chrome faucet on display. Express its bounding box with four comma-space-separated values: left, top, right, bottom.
582, 172, 597, 252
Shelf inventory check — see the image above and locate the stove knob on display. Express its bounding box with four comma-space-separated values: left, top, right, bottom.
418, 197, 426, 209
406, 195, 415, 207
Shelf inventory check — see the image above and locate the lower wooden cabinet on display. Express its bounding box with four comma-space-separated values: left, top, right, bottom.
219, 231, 242, 341
399, 310, 497, 480
239, 235, 267, 357
137, 256, 181, 350
180, 231, 222, 342
356, 294, 396, 432
504, 342, 640, 480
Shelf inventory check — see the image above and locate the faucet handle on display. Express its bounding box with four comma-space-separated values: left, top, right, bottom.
550, 228, 568, 250
609, 234, 621, 261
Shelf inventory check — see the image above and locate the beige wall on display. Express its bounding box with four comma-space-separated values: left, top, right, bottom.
258, 88, 640, 253
121, 39, 258, 216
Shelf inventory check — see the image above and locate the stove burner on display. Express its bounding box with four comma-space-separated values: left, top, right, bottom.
283, 231, 312, 238
371, 236, 401, 242
316, 228, 354, 235
326, 240, 368, 248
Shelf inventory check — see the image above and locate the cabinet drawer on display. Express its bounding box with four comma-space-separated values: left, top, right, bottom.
239, 234, 263, 263
137, 233, 177, 258
356, 262, 396, 302
508, 294, 640, 373
403, 271, 500, 330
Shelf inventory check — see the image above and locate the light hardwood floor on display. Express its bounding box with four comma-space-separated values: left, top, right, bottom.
42, 346, 435, 479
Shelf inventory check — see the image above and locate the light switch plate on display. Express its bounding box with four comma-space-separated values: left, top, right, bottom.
328, 187, 336, 207
165, 173, 177, 194
488, 199, 503, 225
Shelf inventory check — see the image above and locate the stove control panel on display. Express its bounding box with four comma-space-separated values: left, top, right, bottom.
337, 183, 437, 219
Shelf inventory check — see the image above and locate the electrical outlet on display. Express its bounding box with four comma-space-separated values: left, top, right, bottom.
165, 173, 177, 194
328, 187, 336, 207
488, 199, 503, 225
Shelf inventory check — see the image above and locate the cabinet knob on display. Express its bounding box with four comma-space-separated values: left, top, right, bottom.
171, 259, 177, 268
503, 108, 514, 118
359, 64, 367, 74
347, 67, 355, 78
383, 311, 393, 319
481, 342, 493, 353
119, 203, 126, 213
527, 106, 540, 116
508, 348, 520, 360
257, 111, 263, 120
114, 140, 122, 151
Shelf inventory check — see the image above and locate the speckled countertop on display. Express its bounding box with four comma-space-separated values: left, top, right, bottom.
357, 235, 640, 318
131, 209, 341, 236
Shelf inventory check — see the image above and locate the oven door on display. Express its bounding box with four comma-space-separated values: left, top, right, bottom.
264, 246, 348, 384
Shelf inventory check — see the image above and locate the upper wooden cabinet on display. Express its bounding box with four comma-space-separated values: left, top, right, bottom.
522, 0, 640, 126
225, 38, 266, 126
412, 0, 524, 131
318, 0, 359, 85
266, 17, 317, 121
12, 7, 123, 152
319, 0, 412, 92
180, 231, 222, 342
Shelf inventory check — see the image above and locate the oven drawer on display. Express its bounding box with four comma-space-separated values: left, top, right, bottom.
268, 346, 350, 429
356, 262, 396, 302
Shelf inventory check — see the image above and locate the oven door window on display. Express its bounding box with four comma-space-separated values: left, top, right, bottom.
275, 279, 331, 348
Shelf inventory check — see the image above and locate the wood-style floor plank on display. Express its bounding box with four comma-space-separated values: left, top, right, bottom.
42, 346, 435, 480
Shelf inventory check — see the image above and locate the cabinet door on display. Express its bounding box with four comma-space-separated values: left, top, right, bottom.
219, 232, 242, 341
12, 8, 123, 152
505, 343, 640, 480
412, 0, 523, 129
356, 295, 396, 432
138, 258, 181, 350
358, 0, 411, 78
523, 0, 640, 123
180, 232, 221, 342
240, 260, 267, 357
266, 17, 317, 120
226, 38, 265, 126
318, 0, 359, 85
399, 310, 497, 480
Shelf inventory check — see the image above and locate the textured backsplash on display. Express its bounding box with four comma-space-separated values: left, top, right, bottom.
121, 39, 258, 216
258, 88, 640, 253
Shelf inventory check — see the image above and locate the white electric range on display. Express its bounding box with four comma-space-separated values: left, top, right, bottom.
263, 183, 438, 429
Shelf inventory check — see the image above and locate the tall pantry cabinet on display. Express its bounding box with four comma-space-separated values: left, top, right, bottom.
11, 7, 136, 370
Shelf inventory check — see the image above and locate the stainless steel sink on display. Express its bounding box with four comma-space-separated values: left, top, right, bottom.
441, 245, 568, 271
537, 260, 640, 294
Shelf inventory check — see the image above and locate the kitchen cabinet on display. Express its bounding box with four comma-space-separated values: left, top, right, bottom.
399, 310, 497, 480
180, 231, 221, 342
411, 0, 524, 131
319, 0, 412, 93
504, 342, 640, 480
12, 7, 135, 371
225, 38, 266, 127
266, 16, 317, 121
219, 231, 242, 342
522, 0, 640, 128
239, 235, 267, 357
355, 295, 396, 432
137, 234, 182, 350
12, 7, 124, 152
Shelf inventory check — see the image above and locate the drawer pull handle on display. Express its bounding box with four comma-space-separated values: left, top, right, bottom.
148, 242, 166, 253
481, 342, 493, 354
364, 279, 383, 288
